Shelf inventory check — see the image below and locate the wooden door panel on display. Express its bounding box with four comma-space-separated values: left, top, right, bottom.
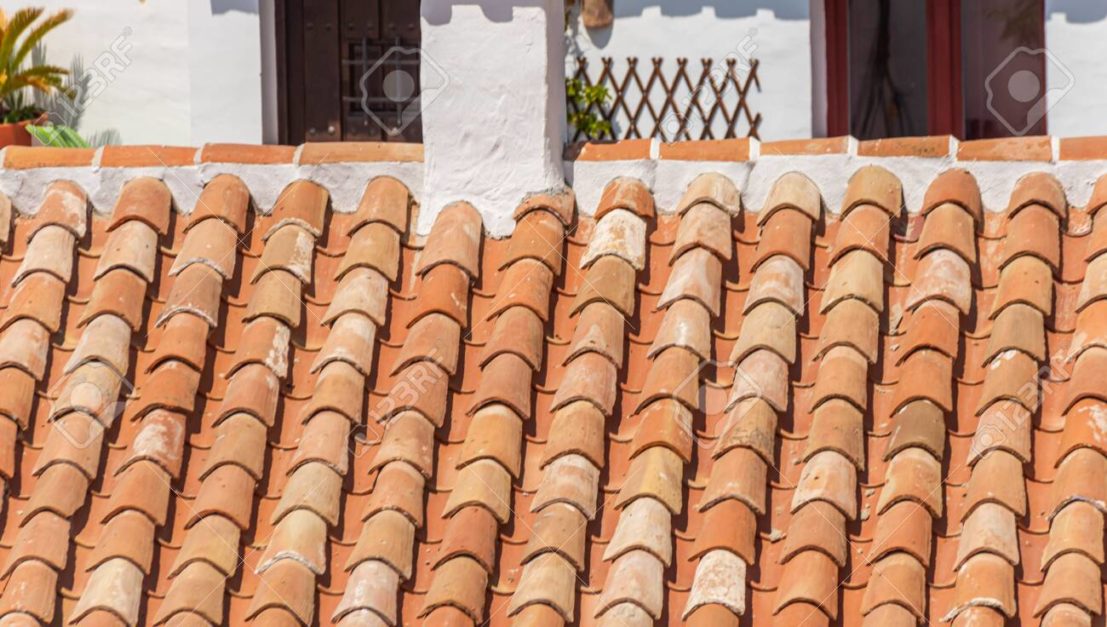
280, 0, 421, 143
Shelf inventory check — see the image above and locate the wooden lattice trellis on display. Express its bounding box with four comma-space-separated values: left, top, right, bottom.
569, 56, 762, 141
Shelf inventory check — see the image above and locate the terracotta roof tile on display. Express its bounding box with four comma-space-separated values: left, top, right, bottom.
1041, 501, 1104, 568
199, 142, 295, 164
660, 138, 752, 163
415, 201, 483, 277
760, 171, 821, 223
843, 165, 902, 216
672, 202, 732, 261
503, 208, 567, 274
915, 202, 977, 263
541, 400, 606, 469
906, 248, 973, 314
699, 447, 767, 514
817, 298, 879, 362
753, 207, 815, 270
299, 141, 422, 164
857, 135, 952, 158
595, 177, 654, 221
13, 225, 75, 285
515, 187, 576, 226
532, 453, 600, 518
657, 247, 723, 314
774, 550, 840, 617
761, 136, 849, 156
676, 172, 741, 214
186, 173, 250, 234
629, 398, 694, 462
522, 502, 586, 569
745, 254, 805, 314
922, 168, 983, 224
869, 501, 932, 565
1009, 171, 1067, 217
957, 135, 1052, 161
780, 500, 847, 565
829, 203, 891, 264
80, 268, 147, 331
944, 554, 1017, 620
594, 550, 665, 619
690, 499, 757, 564
0, 152, 1101, 625
963, 450, 1027, 517
569, 300, 626, 364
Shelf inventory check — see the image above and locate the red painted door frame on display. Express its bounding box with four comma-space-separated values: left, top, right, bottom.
927, 0, 963, 137
824, 0, 849, 137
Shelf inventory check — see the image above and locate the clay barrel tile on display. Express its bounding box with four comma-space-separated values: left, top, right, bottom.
514, 187, 577, 226
264, 178, 329, 240
415, 201, 483, 278
348, 175, 412, 235
1007, 171, 1067, 219
842, 165, 902, 218
186, 173, 251, 234
676, 172, 741, 215
595, 177, 655, 221
108, 177, 172, 235
758, 171, 821, 225
922, 169, 983, 226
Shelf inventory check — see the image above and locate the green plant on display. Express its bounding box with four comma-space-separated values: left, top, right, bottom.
0, 8, 72, 123
27, 122, 87, 147
566, 77, 612, 139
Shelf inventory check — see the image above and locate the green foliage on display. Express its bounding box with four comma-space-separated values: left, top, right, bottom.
0, 8, 72, 122
566, 77, 612, 139
27, 122, 87, 147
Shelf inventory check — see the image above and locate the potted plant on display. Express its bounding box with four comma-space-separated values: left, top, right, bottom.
0, 8, 72, 148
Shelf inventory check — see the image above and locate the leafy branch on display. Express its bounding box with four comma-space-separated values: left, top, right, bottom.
566, 77, 612, 139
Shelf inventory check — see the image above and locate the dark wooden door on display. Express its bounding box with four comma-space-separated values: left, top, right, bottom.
277, 0, 422, 143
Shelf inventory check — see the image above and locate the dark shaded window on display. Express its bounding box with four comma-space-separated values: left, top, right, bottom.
848, 0, 929, 139
828, 0, 1047, 139
962, 0, 1048, 138
276, 0, 423, 143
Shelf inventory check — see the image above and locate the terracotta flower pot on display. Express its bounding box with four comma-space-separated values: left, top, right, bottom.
0, 119, 34, 148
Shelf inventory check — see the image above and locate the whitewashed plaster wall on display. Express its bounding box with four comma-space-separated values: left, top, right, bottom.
3, 0, 271, 145
1044, 1, 1107, 137
421, 0, 568, 237
13, 0, 1107, 148
565, 0, 814, 141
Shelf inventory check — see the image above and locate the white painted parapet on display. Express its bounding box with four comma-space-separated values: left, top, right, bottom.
419, 0, 568, 237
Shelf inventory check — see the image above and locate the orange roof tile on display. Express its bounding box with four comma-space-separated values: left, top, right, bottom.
0, 138, 1104, 626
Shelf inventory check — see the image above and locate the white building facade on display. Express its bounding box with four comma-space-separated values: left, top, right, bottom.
12, 0, 1107, 145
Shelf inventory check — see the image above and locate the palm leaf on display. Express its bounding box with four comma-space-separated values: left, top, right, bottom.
1, 64, 68, 99
0, 8, 42, 75
13, 10, 70, 69
14, 63, 68, 78
0, 72, 64, 101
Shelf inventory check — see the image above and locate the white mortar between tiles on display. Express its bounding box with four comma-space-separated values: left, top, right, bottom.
5, 155, 1107, 229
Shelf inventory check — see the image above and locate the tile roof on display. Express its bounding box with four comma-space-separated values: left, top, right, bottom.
0, 142, 1104, 626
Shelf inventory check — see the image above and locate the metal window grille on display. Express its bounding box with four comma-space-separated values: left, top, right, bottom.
569, 56, 762, 141
341, 38, 423, 141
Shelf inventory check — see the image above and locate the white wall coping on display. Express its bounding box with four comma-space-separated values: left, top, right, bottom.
4, 136, 1107, 236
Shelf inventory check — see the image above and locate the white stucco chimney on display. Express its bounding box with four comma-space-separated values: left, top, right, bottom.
419, 0, 567, 237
